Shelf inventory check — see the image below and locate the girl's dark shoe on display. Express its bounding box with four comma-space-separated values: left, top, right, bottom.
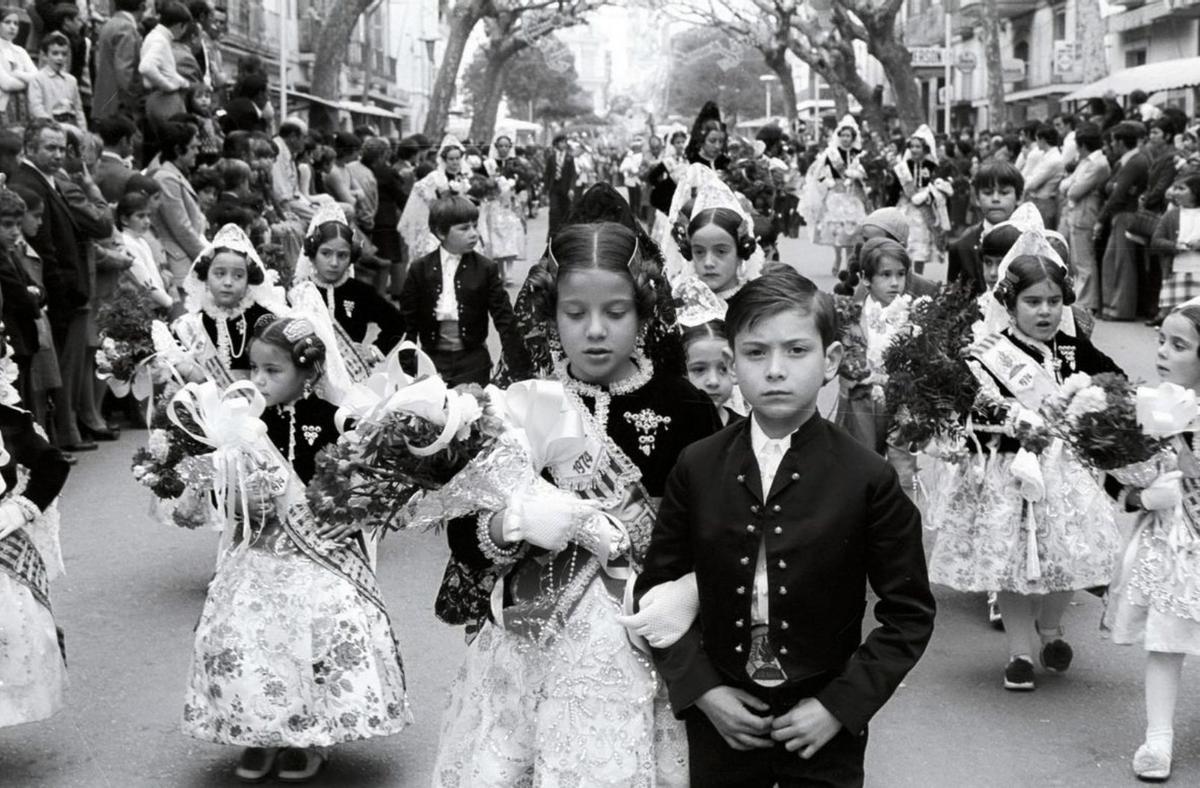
235, 747, 279, 783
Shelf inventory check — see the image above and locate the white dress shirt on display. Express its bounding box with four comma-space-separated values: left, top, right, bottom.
435, 247, 461, 321
749, 416, 795, 626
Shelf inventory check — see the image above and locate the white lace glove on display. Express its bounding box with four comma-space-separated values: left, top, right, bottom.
617, 573, 700, 649
1140, 471, 1183, 512
0, 498, 35, 540
501, 477, 599, 553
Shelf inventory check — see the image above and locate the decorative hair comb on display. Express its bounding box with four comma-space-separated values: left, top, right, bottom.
283, 318, 316, 343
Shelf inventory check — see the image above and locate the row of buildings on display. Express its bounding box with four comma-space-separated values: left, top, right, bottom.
791, 0, 1200, 134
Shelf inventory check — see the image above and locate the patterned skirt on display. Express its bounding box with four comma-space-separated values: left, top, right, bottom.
0, 572, 65, 728
1108, 513, 1200, 655
182, 535, 411, 747
1158, 272, 1200, 311
814, 183, 867, 248
432, 576, 687, 788
927, 447, 1121, 594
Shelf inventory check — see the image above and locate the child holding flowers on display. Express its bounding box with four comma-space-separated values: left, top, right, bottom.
182, 315, 409, 782
927, 229, 1124, 692
1105, 301, 1200, 781
429, 222, 719, 786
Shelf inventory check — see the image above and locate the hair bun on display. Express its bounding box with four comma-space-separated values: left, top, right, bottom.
292, 333, 326, 369
736, 233, 758, 260
672, 221, 692, 261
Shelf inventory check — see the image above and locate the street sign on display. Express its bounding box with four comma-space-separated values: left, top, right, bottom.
956, 51, 977, 74
910, 46, 947, 68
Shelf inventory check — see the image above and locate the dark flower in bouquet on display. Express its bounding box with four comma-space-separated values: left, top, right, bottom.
467, 172, 498, 202
1042, 372, 1167, 477
131, 383, 217, 527
833, 295, 869, 383
882, 283, 982, 449
307, 383, 504, 534
95, 285, 163, 397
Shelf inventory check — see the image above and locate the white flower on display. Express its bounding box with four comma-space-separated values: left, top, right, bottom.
147, 429, 172, 461
1060, 372, 1092, 399
1066, 386, 1107, 421
454, 392, 483, 440
132, 464, 147, 481
101, 336, 117, 352
142, 472, 160, 487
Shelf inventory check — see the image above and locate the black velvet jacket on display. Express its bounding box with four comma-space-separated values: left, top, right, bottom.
313, 277, 405, 353
637, 414, 936, 737
199, 303, 273, 372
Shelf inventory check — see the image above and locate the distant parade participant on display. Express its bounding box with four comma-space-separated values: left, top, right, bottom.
802, 115, 869, 276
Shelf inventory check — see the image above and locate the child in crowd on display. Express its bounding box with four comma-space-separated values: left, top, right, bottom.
678, 207, 761, 301
432, 221, 718, 785
183, 315, 409, 782
683, 320, 739, 426
116, 193, 174, 310
947, 160, 1024, 294
638, 267, 935, 786
1152, 175, 1200, 313
26, 32, 84, 128
1107, 301, 1200, 781
399, 195, 523, 386
928, 230, 1122, 692
836, 238, 919, 489
187, 83, 223, 166
0, 189, 45, 406
1, 185, 59, 435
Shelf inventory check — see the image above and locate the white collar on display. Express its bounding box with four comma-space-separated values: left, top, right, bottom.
439, 247, 462, 266
750, 415, 796, 456
1119, 148, 1137, 166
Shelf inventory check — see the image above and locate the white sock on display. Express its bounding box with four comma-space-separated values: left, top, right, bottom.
1036, 625, 1064, 643
1145, 726, 1174, 754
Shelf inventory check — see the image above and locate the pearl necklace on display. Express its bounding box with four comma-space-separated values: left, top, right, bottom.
275, 403, 297, 465
215, 313, 248, 368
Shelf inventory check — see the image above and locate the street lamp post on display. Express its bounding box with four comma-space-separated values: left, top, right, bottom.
759, 73, 778, 121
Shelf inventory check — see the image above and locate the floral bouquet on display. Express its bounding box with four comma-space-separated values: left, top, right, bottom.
95, 285, 163, 400
307, 344, 507, 534
883, 283, 983, 450
833, 296, 869, 383
1041, 372, 1177, 484
131, 382, 220, 529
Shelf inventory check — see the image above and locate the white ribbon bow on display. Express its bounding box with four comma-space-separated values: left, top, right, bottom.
1137, 381, 1200, 438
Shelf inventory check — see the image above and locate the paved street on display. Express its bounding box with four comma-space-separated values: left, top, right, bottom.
0, 212, 1188, 787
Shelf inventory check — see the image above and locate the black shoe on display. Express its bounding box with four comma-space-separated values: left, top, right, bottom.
62, 441, 98, 452
1003, 657, 1036, 691
234, 747, 279, 783
60, 452, 77, 466
1040, 638, 1074, 673
80, 424, 119, 441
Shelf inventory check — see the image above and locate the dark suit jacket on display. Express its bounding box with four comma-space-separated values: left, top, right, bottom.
1098, 150, 1149, 227
92, 11, 142, 121
12, 161, 93, 325
0, 245, 43, 356
947, 223, 985, 295
93, 153, 135, 204
637, 415, 936, 736
399, 249, 528, 372
544, 150, 575, 201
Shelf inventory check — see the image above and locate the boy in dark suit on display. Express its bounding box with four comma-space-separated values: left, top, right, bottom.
399, 195, 525, 386
636, 268, 935, 787
946, 161, 1024, 294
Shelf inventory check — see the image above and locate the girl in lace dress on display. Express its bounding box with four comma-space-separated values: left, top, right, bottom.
1106, 302, 1200, 781
169, 224, 285, 387
182, 316, 409, 782
289, 202, 405, 379
802, 115, 869, 275
835, 238, 915, 487
0, 349, 70, 729
430, 221, 720, 786
478, 134, 528, 285
890, 125, 953, 275
397, 134, 471, 259
927, 230, 1123, 693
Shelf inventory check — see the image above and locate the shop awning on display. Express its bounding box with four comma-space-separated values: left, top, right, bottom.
268, 85, 342, 110
1004, 83, 1083, 104
340, 101, 403, 120
1063, 57, 1200, 101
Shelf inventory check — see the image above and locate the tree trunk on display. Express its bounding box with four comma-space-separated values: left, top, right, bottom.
309, 0, 378, 132
829, 81, 849, 118
1076, 0, 1106, 83
468, 48, 522, 142
872, 37, 924, 134
423, 0, 489, 138
762, 48, 797, 126
977, 0, 1007, 132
